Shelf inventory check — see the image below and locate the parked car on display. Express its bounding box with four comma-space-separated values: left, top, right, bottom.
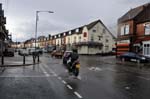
51, 50, 64, 58
63, 51, 72, 64
3, 48, 15, 57
18, 49, 29, 56
119, 52, 150, 63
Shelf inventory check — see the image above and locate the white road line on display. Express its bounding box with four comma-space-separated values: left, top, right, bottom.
58, 77, 62, 80
40, 65, 50, 77
43, 72, 47, 74
62, 80, 67, 84
67, 85, 73, 90
53, 73, 58, 77
45, 74, 50, 77
136, 76, 150, 80
74, 92, 83, 98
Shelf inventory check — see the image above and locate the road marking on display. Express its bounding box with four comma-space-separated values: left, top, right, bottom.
40, 65, 50, 77
74, 91, 83, 98
53, 73, 58, 77
45, 74, 50, 77
106, 68, 117, 72
62, 80, 67, 84
58, 77, 62, 80
136, 76, 150, 80
67, 85, 73, 90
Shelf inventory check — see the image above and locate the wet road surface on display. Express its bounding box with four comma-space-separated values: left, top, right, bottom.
0, 53, 150, 99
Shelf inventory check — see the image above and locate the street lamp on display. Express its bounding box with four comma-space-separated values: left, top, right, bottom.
34, 10, 53, 63
35, 10, 54, 49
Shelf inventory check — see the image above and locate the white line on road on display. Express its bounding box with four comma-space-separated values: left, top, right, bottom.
67, 85, 73, 90
136, 76, 150, 80
74, 92, 83, 98
40, 65, 50, 77
45, 74, 50, 77
62, 80, 67, 84
58, 77, 62, 80
53, 73, 58, 77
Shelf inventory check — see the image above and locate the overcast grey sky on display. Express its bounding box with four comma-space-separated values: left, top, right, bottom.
0, 0, 149, 41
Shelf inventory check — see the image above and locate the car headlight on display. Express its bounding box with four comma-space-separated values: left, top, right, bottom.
141, 57, 146, 60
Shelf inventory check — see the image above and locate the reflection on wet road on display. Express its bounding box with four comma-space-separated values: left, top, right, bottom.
0, 54, 150, 99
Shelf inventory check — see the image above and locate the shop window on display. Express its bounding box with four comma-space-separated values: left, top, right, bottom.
143, 44, 150, 56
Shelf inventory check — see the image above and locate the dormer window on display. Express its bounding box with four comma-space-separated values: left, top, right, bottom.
76, 29, 79, 32
69, 31, 71, 35
63, 33, 66, 36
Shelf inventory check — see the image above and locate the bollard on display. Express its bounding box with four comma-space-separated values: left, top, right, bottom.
1, 55, 4, 65
38, 55, 40, 63
33, 55, 35, 64
23, 54, 25, 65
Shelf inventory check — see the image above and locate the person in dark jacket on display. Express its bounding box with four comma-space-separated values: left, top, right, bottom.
68, 49, 79, 72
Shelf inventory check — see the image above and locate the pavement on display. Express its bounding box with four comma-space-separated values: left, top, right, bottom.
0, 53, 37, 66
0, 53, 150, 99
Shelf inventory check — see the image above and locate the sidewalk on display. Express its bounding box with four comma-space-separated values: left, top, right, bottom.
0, 53, 34, 67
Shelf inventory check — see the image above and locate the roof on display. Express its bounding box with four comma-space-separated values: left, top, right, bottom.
118, 3, 150, 23
86, 20, 101, 30
86, 19, 116, 39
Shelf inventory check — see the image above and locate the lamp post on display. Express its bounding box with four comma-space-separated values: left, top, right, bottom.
35, 10, 54, 49
34, 10, 54, 62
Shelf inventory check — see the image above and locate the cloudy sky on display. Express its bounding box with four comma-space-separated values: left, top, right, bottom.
0, 0, 149, 41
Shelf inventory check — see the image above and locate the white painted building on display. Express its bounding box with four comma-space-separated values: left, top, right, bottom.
76, 20, 116, 54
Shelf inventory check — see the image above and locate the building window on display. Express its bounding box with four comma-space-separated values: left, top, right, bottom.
83, 32, 87, 37
143, 44, 150, 56
121, 24, 129, 35
106, 39, 109, 43
91, 35, 94, 41
103, 29, 105, 33
145, 23, 150, 35
125, 24, 129, 34
79, 36, 81, 42
69, 31, 71, 35
68, 38, 70, 44
76, 29, 79, 32
93, 29, 96, 33
63, 33, 66, 36
74, 36, 76, 43
121, 26, 125, 35
98, 36, 101, 40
